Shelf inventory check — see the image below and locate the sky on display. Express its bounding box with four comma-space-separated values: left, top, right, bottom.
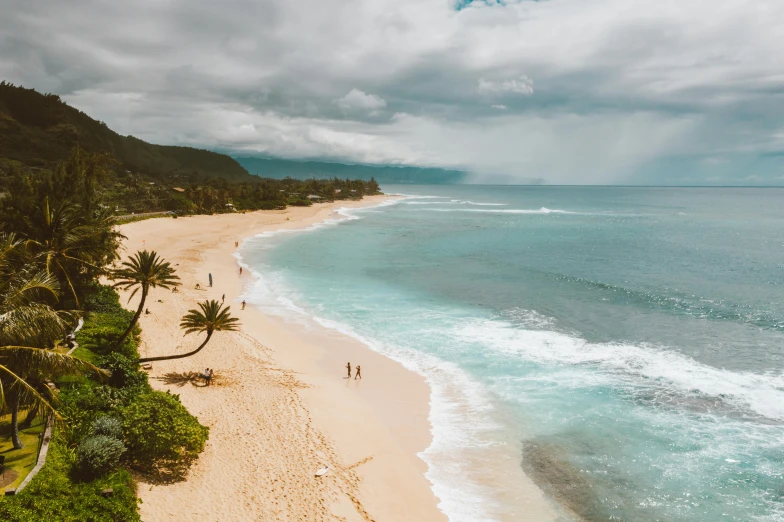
1, 0, 783, 185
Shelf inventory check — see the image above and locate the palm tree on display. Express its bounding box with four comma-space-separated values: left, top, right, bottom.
139, 300, 239, 363
20, 196, 123, 306
0, 233, 104, 448
22, 197, 122, 307
0, 346, 105, 449
110, 250, 180, 351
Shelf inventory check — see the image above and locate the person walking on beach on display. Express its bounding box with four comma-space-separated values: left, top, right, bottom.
235, 241, 238, 247
346, 362, 351, 378
209, 273, 213, 287
241, 300, 246, 310
355, 365, 361, 379
222, 294, 225, 303
204, 368, 211, 385
239, 267, 243, 275
209, 368, 214, 385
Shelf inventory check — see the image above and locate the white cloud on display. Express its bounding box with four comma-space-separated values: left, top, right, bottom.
478, 76, 534, 95
335, 89, 387, 111
2, 0, 783, 183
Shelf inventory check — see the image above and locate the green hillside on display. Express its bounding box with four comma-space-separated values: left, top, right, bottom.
0, 82, 249, 180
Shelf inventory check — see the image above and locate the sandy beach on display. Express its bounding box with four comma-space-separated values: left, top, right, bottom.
117, 196, 446, 521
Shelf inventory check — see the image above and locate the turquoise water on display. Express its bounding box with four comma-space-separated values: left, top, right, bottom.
239, 186, 784, 521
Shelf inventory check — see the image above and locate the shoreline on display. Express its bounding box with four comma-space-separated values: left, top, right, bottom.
117, 196, 447, 521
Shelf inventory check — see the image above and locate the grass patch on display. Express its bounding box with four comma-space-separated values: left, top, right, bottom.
0, 412, 46, 493
0, 440, 140, 522
70, 345, 99, 365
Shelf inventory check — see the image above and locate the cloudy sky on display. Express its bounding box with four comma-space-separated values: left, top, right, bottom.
2, 0, 783, 184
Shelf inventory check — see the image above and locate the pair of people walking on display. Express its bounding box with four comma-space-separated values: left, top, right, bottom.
203, 368, 214, 385
346, 362, 361, 379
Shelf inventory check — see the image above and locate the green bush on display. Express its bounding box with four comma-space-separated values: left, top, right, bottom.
83, 284, 124, 314
100, 352, 148, 389
257, 200, 287, 210
57, 379, 144, 447
77, 435, 126, 479
0, 441, 140, 521
120, 391, 209, 481
76, 310, 139, 359
91, 416, 123, 440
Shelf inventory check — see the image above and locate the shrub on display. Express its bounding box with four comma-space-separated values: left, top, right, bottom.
76, 310, 139, 359
83, 284, 124, 314
100, 352, 149, 389
258, 200, 287, 210
91, 416, 123, 440
120, 391, 209, 481
77, 435, 126, 479
0, 441, 140, 521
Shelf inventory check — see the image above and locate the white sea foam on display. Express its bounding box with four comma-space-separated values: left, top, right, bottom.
240, 270, 505, 520
420, 207, 574, 214
406, 200, 507, 206
456, 317, 784, 421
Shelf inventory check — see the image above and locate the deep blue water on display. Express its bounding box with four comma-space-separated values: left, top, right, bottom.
240, 186, 784, 521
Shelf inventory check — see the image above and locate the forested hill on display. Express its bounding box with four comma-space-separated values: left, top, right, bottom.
235, 156, 467, 184
0, 82, 249, 181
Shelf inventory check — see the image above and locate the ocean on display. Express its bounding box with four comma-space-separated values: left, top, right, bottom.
238, 185, 784, 522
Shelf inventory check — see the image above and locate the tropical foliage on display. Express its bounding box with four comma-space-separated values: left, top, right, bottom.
109, 250, 180, 350
139, 300, 239, 363
120, 391, 209, 481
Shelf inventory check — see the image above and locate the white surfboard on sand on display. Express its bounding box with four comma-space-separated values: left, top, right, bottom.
315, 466, 329, 477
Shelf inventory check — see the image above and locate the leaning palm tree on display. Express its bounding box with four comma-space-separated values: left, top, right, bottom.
110, 250, 180, 351
139, 300, 240, 363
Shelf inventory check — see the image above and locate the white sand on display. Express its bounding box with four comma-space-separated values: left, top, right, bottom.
118, 197, 560, 521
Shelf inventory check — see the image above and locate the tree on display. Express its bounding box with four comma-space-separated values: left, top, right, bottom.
22, 197, 118, 307
139, 300, 239, 363
0, 233, 105, 448
1, 149, 124, 308
110, 251, 180, 351
0, 346, 104, 449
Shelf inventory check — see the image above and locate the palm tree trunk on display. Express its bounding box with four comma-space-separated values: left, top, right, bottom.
11, 394, 23, 450
114, 285, 148, 351
138, 332, 212, 363
21, 402, 39, 429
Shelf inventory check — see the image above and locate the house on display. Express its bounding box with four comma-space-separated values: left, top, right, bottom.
306, 195, 322, 200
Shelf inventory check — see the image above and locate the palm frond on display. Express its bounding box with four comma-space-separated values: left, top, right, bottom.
180, 300, 240, 336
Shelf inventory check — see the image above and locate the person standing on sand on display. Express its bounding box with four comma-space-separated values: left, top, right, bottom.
241, 300, 246, 310
222, 294, 225, 303
235, 241, 238, 247
209, 273, 213, 287
239, 267, 243, 275
355, 365, 361, 379
346, 362, 351, 378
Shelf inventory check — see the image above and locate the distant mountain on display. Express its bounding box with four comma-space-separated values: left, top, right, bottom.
234, 156, 467, 184
0, 82, 249, 181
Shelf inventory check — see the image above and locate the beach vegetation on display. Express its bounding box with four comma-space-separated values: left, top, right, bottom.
119, 390, 209, 482
77, 433, 126, 479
